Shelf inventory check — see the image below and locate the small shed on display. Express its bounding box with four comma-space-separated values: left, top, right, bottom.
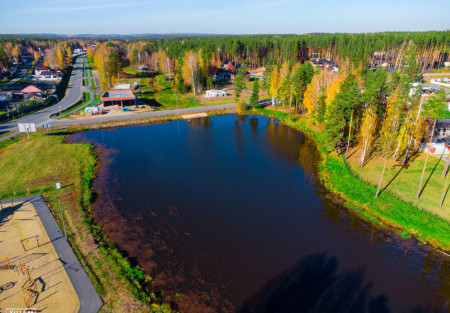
205, 89, 227, 97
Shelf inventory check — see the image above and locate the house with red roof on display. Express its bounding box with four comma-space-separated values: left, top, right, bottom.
21, 85, 42, 98
35, 66, 50, 76
224, 62, 235, 71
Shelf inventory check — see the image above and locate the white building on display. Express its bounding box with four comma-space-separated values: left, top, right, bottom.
205, 89, 227, 97
114, 84, 132, 90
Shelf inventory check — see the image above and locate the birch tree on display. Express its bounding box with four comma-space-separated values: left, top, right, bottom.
181, 50, 199, 95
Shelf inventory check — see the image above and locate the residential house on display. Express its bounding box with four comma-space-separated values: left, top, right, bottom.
40, 70, 57, 80
211, 68, 231, 82
34, 66, 50, 76
205, 89, 227, 97
138, 65, 150, 73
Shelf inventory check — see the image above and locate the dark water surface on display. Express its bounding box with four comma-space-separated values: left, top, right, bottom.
69, 115, 449, 313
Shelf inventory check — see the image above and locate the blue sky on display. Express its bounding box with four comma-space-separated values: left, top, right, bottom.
1, 0, 449, 34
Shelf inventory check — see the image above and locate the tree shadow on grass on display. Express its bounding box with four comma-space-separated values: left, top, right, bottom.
418, 152, 444, 199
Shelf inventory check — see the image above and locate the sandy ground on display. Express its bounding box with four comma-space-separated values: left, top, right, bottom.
0, 201, 80, 312
423, 73, 450, 78
66, 104, 153, 120
181, 113, 207, 119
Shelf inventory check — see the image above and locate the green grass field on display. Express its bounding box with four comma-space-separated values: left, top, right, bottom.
0, 133, 93, 197
347, 151, 450, 221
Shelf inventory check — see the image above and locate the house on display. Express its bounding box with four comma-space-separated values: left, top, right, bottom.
211, 68, 231, 82
34, 66, 50, 76
21, 85, 42, 97
224, 62, 235, 71
138, 65, 150, 73
205, 89, 227, 97
74, 48, 83, 55
40, 70, 57, 79
310, 58, 338, 71
101, 90, 136, 107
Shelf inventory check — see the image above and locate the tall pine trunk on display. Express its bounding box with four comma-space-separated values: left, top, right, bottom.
417, 119, 437, 200
375, 158, 388, 198
440, 169, 450, 208
345, 111, 353, 158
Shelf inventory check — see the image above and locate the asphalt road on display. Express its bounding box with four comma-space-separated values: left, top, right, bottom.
0, 195, 103, 313
0, 53, 238, 141
0, 55, 85, 139
51, 102, 237, 127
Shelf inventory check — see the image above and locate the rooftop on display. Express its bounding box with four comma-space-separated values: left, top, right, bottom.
101, 89, 135, 101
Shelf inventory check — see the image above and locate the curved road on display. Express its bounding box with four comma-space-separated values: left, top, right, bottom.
0, 55, 85, 139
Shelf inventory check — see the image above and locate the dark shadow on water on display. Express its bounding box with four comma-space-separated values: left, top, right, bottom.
239, 253, 447, 313
238, 253, 390, 313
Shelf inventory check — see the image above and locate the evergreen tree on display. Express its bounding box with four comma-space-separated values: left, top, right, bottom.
234, 66, 246, 101
249, 79, 259, 106
324, 74, 361, 148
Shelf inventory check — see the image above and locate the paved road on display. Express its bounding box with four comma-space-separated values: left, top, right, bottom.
0, 56, 86, 139
0, 195, 103, 313
51, 102, 237, 127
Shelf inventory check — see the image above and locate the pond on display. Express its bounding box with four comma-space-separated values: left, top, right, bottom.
69, 115, 449, 313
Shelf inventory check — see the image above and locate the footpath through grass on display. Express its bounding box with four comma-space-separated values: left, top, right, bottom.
254, 107, 450, 252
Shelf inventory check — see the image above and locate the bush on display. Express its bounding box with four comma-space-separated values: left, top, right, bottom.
237, 100, 247, 113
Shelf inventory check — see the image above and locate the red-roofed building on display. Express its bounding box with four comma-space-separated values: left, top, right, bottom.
35, 66, 50, 76
224, 62, 235, 71
21, 85, 42, 94
101, 90, 136, 107
21, 85, 42, 98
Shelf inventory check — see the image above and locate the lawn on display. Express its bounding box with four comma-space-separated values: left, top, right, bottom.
154, 88, 200, 109
0, 133, 92, 198
346, 150, 450, 221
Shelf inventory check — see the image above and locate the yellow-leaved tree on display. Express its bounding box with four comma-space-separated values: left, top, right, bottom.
181, 50, 199, 95
269, 66, 280, 106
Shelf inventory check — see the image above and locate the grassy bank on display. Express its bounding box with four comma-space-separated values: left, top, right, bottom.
253, 107, 450, 252
0, 132, 175, 312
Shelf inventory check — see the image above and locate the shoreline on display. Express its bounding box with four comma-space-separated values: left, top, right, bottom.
252, 107, 450, 253
71, 111, 449, 311
3, 108, 447, 311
